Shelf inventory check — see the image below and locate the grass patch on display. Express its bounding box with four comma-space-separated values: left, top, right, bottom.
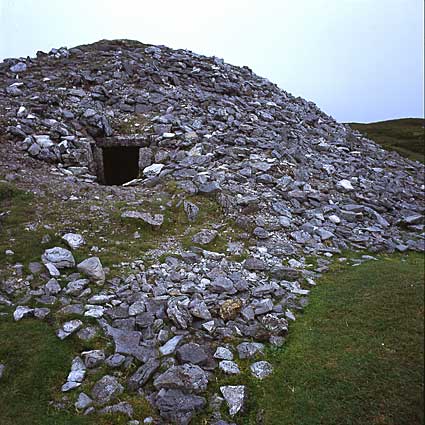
0, 313, 91, 425
220, 253, 424, 425
0, 181, 61, 270
349, 118, 424, 163
0, 311, 154, 424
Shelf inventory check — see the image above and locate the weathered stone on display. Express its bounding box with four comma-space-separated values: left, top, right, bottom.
192, 229, 217, 245
219, 360, 240, 375
183, 201, 199, 222
214, 347, 233, 361
160, 335, 184, 356
219, 299, 242, 321
244, 257, 268, 271
210, 276, 236, 294
62, 233, 85, 249
57, 320, 83, 339
99, 402, 134, 417
176, 343, 209, 365
121, 210, 164, 227
236, 342, 264, 359
128, 358, 160, 390
44, 278, 61, 295
42, 247, 75, 268
82, 350, 105, 368
91, 375, 124, 405
105, 353, 126, 368
153, 363, 208, 393
143, 163, 164, 177
153, 388, 206, 425
77, 257, 105, 283
220, 385, 246, 416
106, 326, 156, 362
189, 299, 212, 320
13, 306, 34, 321
250, 361, 273, 379
261, 313, 288, 334
75, 392, 93, 410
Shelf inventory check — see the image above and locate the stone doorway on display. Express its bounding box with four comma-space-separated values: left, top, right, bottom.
102, 146, 140, 185
92, 135, 148, 185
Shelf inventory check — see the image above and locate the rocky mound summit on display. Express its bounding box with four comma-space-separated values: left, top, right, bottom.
0, 39, 423, 424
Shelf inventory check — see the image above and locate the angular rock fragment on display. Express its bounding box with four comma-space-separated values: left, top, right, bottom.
219, 360, 240, 375
236, 342, 264, 359
160, 335, 185, 356
153, 363, 209, 393
219, 299, 243, 321
91, 375, 124, 405
121, 210, 164, 227
13, 306, 34, 321
62, 233, 85, 249
57, 319, 83, 339
77, 257, 105, 283
153, 388, 206, 425
244, 257, 268, 271
250, 361, 273, 379
191, 229, 218, 245
220, 385, 246, 416
183, 200, 199, 222
42, 247, 75, 268
214, 347, 233, 361
75, 392, 93, 410
176, 343, 209, 365
128, 358, 160, 390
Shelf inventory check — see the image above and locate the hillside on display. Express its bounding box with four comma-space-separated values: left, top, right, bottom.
0, 40, 423, 425
349, 118, 424, 162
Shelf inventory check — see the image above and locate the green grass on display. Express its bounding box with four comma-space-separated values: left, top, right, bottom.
230, 253, 424, 425
0, 312, 91, 425
349, 118, 424, 162
0, 310, 153, 425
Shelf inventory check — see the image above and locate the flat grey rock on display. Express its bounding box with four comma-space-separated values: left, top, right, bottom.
153, 388, 206, 425
91, 375, 124, 405
153, 363, 208, 393
176, 343, 208, 365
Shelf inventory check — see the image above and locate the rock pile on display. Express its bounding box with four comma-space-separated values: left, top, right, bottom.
0, 39, 423, 424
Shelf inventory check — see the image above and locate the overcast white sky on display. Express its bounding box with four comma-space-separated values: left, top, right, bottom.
0, 0, 423, 123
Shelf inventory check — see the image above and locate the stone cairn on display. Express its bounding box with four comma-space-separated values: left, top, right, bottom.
0, 39, 423, 424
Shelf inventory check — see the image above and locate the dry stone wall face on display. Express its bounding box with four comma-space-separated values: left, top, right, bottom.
0, 40, 424, 424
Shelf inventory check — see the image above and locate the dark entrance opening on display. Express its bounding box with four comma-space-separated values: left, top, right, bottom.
102, 146, 139, 185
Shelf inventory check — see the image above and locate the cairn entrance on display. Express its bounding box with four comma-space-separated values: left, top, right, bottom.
102, 146, 139, 185
92, 135, 148, 185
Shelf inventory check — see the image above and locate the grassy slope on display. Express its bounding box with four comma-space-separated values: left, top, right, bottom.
0, 315, 91, 425
348, 118, 425, 162
241, 253, 424, 425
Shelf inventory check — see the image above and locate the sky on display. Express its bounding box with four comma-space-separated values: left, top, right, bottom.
0, 0, 423, 123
